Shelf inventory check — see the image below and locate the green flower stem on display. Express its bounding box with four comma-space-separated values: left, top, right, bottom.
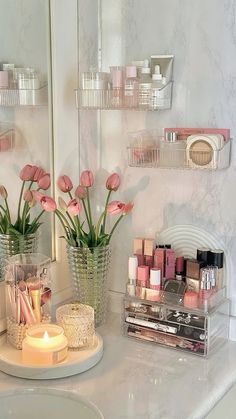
107, 214, 124, 244
101, 190, 112, 234
0, 205, 6, 214
81, 199, 90, 228
4, 199, 11, 224
56, 210, 73, 233
28, 210, 45, 232
96, 211, 105, 239
17, 181, 25, 220
66, 211, 78, 232
86, 188, 93, 229
55, 210, 70, 239
68, 191, 73, 199
22, 203, 29, 234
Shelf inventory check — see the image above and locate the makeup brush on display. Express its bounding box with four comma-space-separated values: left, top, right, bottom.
19, 280, 36, 324
26, 277, 42, 323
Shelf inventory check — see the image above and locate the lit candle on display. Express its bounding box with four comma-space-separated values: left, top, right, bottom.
22, 324, 68, 366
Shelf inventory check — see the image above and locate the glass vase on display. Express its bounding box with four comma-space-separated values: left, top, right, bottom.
0, 233, 38, 281
67, 245, 111, 326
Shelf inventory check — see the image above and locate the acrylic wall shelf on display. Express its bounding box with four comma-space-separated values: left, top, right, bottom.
0, 85, 48, 107
127, 139, 231, 170
0, 123, 15, 152
75, 81, 172, 110
123, 289, 229, 357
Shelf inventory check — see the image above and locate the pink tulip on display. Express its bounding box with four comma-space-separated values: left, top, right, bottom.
67, 199, 81, 217
75, 185, 87, 199
32, 191, 43, 202
0, 185, 8, 199
20, 164, 36, 181
122, 202, 134, 215
57, 175, 73, 192
58, 197, 68, 211
40, 196, 57, 212
80, 170, 94, 188
33, 167, 45, 182
23, 190, 34, 203
107, 200, 125, 215
37, 173, 51, 190
106, 173, 120, 191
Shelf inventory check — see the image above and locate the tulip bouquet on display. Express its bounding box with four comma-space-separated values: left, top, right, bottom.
56, 170, 133, 248
0, 164, 53, 236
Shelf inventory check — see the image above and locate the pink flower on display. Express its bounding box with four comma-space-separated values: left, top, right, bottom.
19, 164, 36, 181
0, 185, 8, 199
57, 175, 73, 192
23, 190, 34, 203
58, 197, 68, 211
37, 173, 51, 190
32, 191, 43, 202
40, 196, 57, 212
33, 167, 45, 182
107, 200, 125, 215
122, 202, 134, 214
75, 185, 87, 199
67, 199, 81, 216
106, 173, 120, 191
80, 170, 94, 188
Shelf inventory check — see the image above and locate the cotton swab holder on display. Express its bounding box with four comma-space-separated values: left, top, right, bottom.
5, 253, 51, 349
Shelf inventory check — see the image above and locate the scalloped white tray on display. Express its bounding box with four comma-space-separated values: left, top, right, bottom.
0, 333, 103, 379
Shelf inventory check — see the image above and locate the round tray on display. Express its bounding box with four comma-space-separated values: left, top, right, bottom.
0, 333, 103, 380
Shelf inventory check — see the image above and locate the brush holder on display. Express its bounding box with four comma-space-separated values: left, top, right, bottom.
5, 253, 52, 349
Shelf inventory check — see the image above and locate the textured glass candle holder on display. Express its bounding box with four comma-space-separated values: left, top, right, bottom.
67, 245, 111, 326
56, 303, 95, 350
5, 253, 51, 349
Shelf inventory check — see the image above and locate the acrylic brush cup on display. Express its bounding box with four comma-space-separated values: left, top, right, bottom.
5, 253, 52, 349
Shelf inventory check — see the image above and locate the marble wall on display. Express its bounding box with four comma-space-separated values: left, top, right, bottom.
78, 0, 236, 314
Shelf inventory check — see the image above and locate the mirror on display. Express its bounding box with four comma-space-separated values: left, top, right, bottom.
0, 0, 54, 259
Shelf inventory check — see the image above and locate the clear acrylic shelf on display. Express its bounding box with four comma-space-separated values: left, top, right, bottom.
127, 139, 231, 170
75, 81, 172, 110
0, 123, 15, 152
0, 85, 48, 107
123, 288, 229, 357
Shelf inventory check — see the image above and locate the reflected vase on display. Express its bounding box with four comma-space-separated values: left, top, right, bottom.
0, 233, 38, 280
67, 245, 111, 326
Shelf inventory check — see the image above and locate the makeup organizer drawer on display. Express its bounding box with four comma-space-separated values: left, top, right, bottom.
123, 293, 229, 357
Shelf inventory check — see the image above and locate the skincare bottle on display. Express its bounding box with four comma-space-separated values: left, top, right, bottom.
149, 65, 163, 110
160, 132, 186, 168
124, 65, 138, 108
127, 256, 138, 296
209, 249, 224, 289
138, 59, 152, 109
110, 66, 124, 107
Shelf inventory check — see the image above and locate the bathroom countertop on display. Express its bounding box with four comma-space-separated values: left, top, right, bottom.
0, 314, 236, 419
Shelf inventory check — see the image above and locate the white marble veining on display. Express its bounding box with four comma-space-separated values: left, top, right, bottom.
0, 314, 236, 419
77, 0, 236, 321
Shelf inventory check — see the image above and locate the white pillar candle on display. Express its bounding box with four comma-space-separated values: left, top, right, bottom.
22, 324, 68, 366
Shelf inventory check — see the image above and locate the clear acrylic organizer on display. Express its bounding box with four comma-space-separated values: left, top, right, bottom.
123, 288, 229, 357
75, 82, 172, 110
0, 85, 48, 107
127, 139, 231, 170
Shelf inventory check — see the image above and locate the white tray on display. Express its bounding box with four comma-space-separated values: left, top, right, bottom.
0, 332, 103, 380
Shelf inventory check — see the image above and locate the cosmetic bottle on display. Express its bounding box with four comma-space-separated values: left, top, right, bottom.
138, 59, 152, 109
209, 249, 224, 289
81, 71, 109, 108
133, 237, 144, 265
137, 265, 149, 288
144, 238, 155, 267
153, 248, 165, 283
199, 269, 213, 308
160, 132, 186, 168
149, 65, 163, 110
18, 68, 40, 89
127, 256, 138, 296
2, 64, 15, 88
110, 66, 124, 107
197, 248, 211, 264
165, 249, 176, 280
124, 65, 138, 108
176, 256, 184, 277
0, 70, 9, 89
147, 269, 161, 301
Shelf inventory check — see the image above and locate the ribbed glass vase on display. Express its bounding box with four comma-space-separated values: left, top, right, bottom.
0, 233, 38, 280
67, 245, 111, 326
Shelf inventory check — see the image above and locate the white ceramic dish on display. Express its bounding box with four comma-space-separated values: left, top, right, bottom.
0, 388, 104, 419
0, 332, 103, 379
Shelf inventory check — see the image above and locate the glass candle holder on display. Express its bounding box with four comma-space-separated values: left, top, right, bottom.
56, 303, 95, 350
5, 253, 52, 349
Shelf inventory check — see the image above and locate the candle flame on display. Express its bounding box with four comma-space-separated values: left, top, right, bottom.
43, 330, 49, 342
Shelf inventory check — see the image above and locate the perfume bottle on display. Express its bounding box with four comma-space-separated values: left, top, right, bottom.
160, 132, 186, 168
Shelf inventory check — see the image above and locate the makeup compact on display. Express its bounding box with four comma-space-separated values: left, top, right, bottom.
186, 134, 225, 169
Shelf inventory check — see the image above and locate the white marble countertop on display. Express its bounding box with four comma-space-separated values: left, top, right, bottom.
0, 314, 236, 419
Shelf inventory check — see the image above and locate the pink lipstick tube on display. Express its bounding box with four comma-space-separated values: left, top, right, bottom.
137, 265, 149, 287
153, 248, 165, 280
